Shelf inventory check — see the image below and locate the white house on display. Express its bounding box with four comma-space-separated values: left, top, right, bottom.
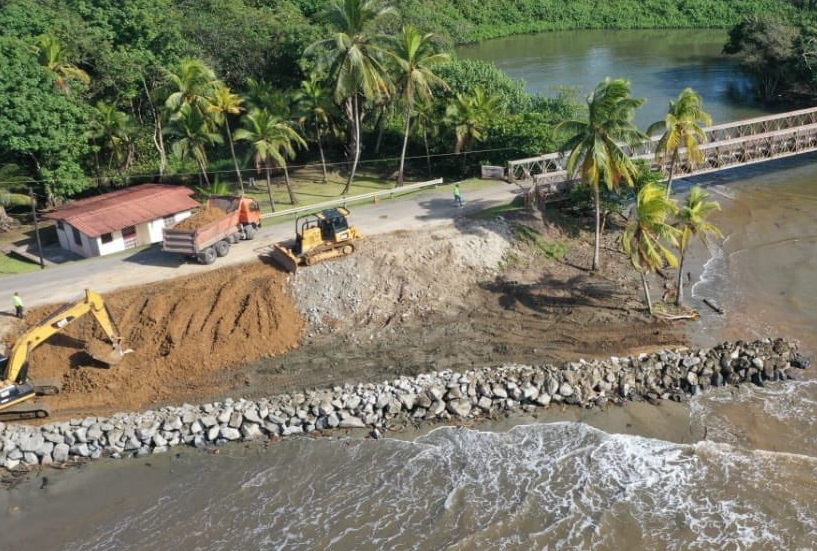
45, 184, 202, 258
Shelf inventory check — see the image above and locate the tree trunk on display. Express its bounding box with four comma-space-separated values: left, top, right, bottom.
592, 184, 601, 271
641, 271, 653, 314
397, 110, 412, 187
423, 124, 431, 176
0, 204, 14, 231
343, 95, 361, 195
283, 165, 298, 204
374, 104, 386, 154
675, 252, 686, 307
225, 122, 243, 194
265, 167, 275, 212
665, 150, 679, 197
142, 77, 168, 177
315, 121, 328, 183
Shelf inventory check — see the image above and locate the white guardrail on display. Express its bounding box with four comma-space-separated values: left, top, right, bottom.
260, 178, 444, 220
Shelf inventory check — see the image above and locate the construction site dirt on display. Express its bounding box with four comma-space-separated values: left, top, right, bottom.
1, 211, 688, 423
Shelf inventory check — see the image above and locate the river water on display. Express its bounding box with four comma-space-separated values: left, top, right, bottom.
3, 30, 817, 551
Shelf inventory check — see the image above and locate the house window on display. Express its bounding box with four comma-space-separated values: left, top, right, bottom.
72, 227, 82, 246
163, 215, 176, 227
101, 233, 113, 244
122, 225, 138, 249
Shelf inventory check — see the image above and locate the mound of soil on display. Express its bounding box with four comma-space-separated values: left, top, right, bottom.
172, 207, 227, 230
16, 263, 304, 418
3, 208, 689, 422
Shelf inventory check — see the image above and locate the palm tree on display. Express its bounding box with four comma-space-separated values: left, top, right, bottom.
294, 74, 335, 183
165, 59, 218, 119
675, 186, 722, 306
647, 88, 712, 197
170, 105, 223, 187
446, 87, 500, 158
90, 101, 136, 176
559, 77, 647, 271
234, 109, 307, 209
33, 34, 90, 95
621, 182, 681, 314
206, 83, 246, 192
414, 96, 441, 176
305, 0, 397, 194
386, 25, 450, 186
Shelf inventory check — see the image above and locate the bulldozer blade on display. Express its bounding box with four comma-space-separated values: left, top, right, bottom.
270, 244, 300, 273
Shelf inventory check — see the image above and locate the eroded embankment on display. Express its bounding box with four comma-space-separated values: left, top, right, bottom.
0, 338, 809, 472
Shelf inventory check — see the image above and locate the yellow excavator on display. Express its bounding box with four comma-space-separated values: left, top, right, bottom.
0, 289, 131, 421
270, 207, 362, 273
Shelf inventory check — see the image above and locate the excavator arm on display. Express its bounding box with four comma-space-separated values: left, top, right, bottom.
0, 289, 130, 420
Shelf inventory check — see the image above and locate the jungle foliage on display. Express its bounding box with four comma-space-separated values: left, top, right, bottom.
0, 0, 815, 208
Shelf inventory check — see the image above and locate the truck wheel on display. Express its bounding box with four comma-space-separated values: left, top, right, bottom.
198, 248, 217, 264
215, 239, 231, 257
243, 224, 257, 240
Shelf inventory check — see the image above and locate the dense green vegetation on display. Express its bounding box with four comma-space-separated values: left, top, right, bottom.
399, 0, 801, 44
0, 0, 815, 218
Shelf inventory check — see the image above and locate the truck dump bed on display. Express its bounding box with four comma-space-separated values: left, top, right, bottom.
162, 206, 241, 255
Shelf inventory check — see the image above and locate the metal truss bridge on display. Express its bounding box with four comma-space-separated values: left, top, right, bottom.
505, 106, 817, 195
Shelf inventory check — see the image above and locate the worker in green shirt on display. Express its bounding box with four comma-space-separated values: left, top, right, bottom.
453, 184, 463, 207
12, 292, 24, 319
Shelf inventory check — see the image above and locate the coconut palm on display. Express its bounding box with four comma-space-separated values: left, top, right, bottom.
90, 101, 136, 175
33, 34, 90, 95
559, 77, 647, 271
165, 59, 218, 119
414, 96, 439, 176
675, 186, 722, 306
621, 182, 681, 314
305, 0, 397, 194
386, 25, 450, 186
446, 87, 500, 158
170, 105, 223, 187
647, 88, 712, 197
294, 74, 335, 183
235, 109, 306, 209
206, 83, 246, 192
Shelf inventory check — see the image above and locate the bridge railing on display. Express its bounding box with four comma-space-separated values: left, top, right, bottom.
506, 106, 817, 183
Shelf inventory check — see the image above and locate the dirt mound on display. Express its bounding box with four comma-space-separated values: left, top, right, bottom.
172, 207, 227, 230
16, 262, 304, 418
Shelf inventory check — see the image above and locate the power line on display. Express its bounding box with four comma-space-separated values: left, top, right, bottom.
0, 146, 520, 188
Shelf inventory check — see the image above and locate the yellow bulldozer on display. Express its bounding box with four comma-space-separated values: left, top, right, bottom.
270, 207, 362, 273
0, 289, 131, 421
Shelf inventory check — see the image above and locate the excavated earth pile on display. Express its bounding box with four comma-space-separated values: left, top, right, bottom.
2, 214, 688, 422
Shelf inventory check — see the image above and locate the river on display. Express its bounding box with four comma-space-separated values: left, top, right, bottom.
457, 28, 786, 127
2, 29, 817, 551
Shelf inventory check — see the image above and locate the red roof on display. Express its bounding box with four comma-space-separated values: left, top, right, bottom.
45, 184, 201, 238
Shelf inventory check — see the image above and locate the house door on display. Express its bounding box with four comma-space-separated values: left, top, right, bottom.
122, 225, 138, 249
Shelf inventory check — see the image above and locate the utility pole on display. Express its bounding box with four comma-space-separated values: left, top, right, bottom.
29, 187, 45, 269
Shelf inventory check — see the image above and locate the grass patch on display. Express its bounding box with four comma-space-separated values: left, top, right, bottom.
512, 223, 568, 260
0, 254, 41, 275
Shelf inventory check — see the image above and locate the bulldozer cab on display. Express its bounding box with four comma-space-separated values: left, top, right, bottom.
296, 208, 352, 254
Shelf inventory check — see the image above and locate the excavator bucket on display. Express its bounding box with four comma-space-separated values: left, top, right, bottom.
87, 339, 133, 367
270, 244, 300, 274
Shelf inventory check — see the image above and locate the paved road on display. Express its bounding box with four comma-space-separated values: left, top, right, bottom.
1, 181, 521, 310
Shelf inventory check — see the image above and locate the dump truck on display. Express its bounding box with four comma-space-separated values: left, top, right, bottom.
163, 195, 261, 264
270, 207, 362, 273
0, 289, 132, 421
